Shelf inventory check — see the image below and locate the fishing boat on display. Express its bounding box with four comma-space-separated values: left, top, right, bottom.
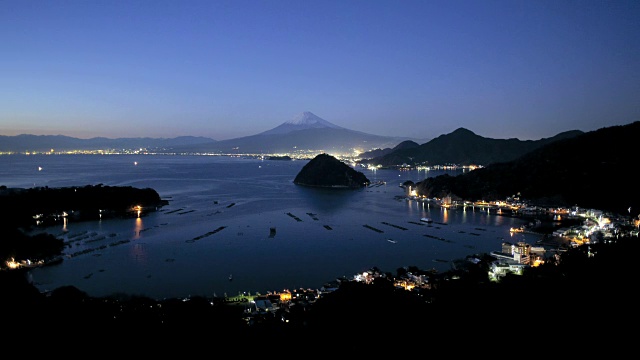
420, 217, 433, 223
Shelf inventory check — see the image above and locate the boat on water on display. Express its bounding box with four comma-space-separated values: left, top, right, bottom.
420, 217, 433, 223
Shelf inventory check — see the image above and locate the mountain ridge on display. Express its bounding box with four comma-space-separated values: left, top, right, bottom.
358, 140, 421, 160
361, 127, 584, 167
170, 112, 423, 155
0, 134, 216, 152
0, 111, 425, 155
260, 111, 345, 135
1, 113, 596, 161
415, 121, 640, 216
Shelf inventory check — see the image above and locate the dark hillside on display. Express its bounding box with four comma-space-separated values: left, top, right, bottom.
366, 127, 583, 167
358, 140, 420, 160
416, 121, 639, 215
0, 184, 165, 229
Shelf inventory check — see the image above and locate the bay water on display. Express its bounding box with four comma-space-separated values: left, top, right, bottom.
1, 154, 538, 299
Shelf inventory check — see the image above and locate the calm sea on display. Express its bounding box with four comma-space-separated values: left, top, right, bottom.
1, 154, 538, 299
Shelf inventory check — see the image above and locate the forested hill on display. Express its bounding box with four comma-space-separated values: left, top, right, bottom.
415, 121, 640, 216
358, 140, 420, 160
362, 127, 583, 167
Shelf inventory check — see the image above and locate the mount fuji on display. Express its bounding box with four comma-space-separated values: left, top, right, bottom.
174, 111, 424, 156
258, 111, 345, 135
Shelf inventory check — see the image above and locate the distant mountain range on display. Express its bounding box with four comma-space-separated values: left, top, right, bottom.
1, 113, 617, 172
0, 112, 425, 155
414, 121, 640, 216
0, 134, 215, 153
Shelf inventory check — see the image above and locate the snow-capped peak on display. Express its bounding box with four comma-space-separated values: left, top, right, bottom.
285, 112, 343, 129
258, 111, 345, 136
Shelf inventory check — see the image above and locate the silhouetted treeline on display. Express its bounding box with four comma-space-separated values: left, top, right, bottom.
0, 228, 64, 264
0, 184, 166, 229
0, 184, 166, 268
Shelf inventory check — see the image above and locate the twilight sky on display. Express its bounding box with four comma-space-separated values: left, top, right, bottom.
1, 0, 639, 141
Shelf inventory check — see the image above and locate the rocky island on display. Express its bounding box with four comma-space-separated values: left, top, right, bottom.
293, 153, 369, 188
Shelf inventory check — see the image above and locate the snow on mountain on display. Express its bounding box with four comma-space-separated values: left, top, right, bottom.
170, 111, 422, 154
259, 111, 345, 135
286, 111, 344, 129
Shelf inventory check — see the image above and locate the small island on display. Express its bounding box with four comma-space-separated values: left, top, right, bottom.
267, 155, 292, 161
293, 153, 370, 188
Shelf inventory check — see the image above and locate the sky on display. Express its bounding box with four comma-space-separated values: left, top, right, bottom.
1, 0, 639, 141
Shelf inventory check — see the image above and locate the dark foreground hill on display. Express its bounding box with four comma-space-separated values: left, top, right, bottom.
1, 235, 635, 352
415, 121, 640, 216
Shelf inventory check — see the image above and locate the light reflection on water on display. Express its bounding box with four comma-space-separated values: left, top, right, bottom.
2, 154, 541, 299
133, 218, 143, 239
130, 243, 147, 266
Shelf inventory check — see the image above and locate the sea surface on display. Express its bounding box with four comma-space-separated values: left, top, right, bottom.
1, 154, 539, 299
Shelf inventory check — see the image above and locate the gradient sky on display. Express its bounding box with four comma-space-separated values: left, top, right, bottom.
1, 0, 639, 141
